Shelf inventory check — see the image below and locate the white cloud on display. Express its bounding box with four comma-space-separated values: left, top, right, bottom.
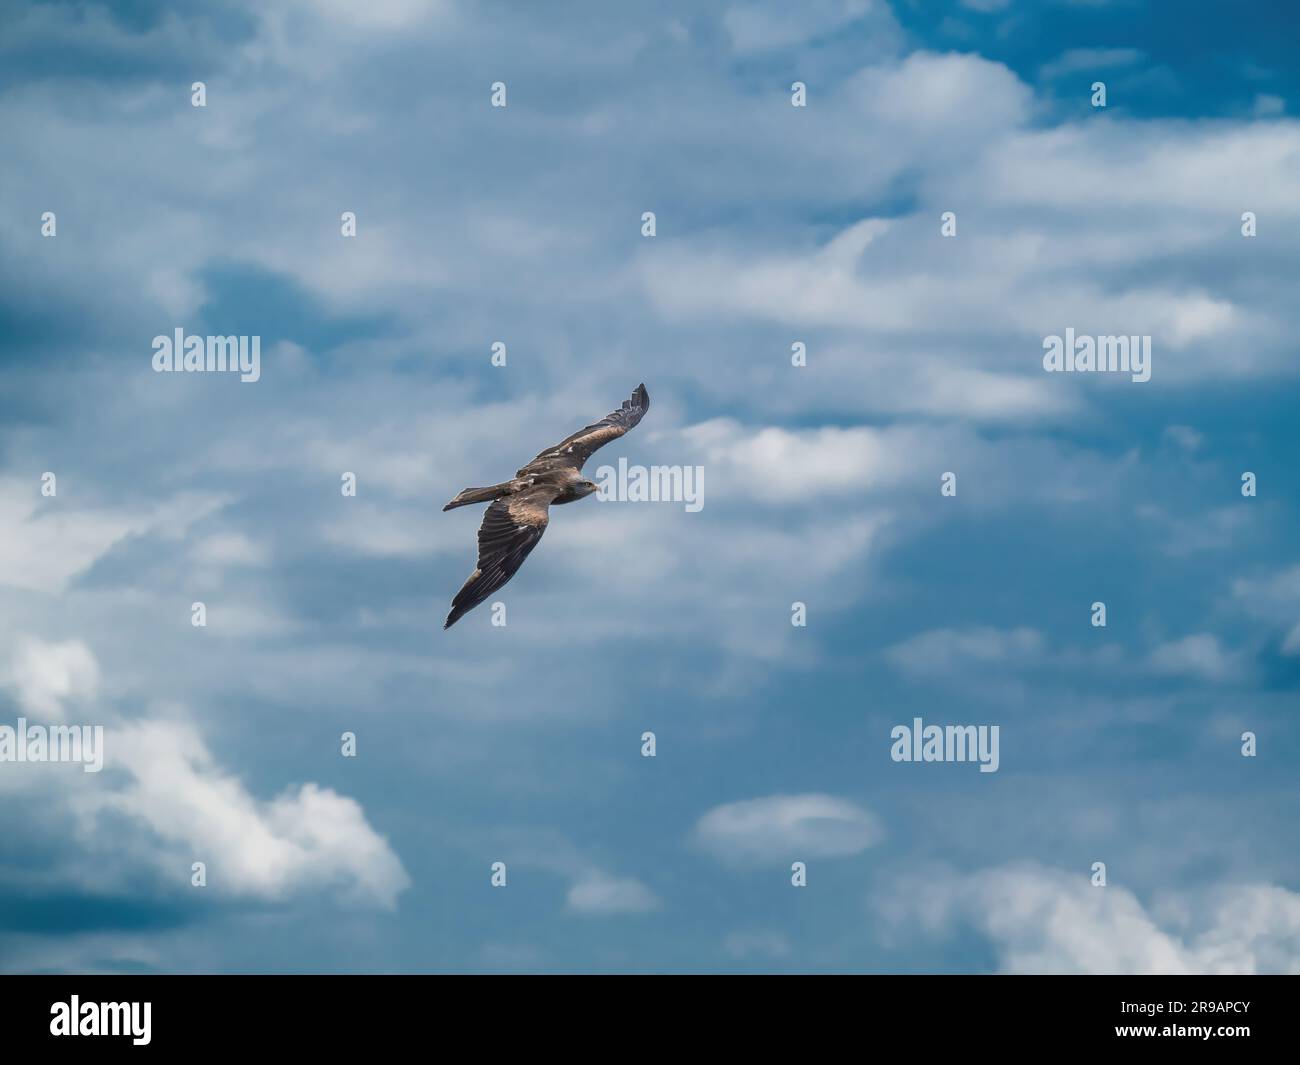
479, 827, 661, 918
885, 626, 1248, 685
190, 533, 269, 568
637, 60, 1299, 397
881, 863, 1300, 974
5, 640, 408, 909
290, 0, 451, 31
886, 626, 1044, 674
972, 122, 1300, 217
683, 419, 907, 501
8, 638, 100, 722
1283, 624, 1300, 656
565, 874, 661, 916
1231, 567, 1300, 654
675, 417, 1099, 507
1137, 504, 1252, 556
723, 0, 893, 54
643, 218, 1239, 364
1162, 425, 1204, 452
321, 502, 448, 559
0, 481, 229, 594
695, 794, 881, 865
1254, 93, 1285, 118
1147, 634, 1239, 682
898, 364, 1076, 421
724, 929, 791, 959
845, 51, 1032, 135
82, 717, 409, 908
1040, 48, 1144, 81
1233, 565, 1300, 611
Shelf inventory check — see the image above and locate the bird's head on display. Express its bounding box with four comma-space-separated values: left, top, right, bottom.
578, 478, 601, 499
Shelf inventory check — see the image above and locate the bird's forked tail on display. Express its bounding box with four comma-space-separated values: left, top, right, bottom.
442, 482, 512, 511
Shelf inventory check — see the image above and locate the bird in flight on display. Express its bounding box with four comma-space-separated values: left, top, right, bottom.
441, 383, 649, 629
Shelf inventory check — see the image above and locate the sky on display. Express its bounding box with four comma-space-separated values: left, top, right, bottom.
1, 0, 1299, 974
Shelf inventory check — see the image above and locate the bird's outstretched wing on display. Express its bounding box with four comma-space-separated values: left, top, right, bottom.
444, 486, 556, 629
521, 383, 649, 474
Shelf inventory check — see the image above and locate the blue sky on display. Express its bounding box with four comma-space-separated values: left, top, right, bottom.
1, 0, 1298, 974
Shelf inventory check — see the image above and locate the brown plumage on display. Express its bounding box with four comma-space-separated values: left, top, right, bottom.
441, 384, 649, 629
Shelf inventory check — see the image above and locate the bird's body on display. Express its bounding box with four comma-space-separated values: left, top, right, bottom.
441, 384, 649, 629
